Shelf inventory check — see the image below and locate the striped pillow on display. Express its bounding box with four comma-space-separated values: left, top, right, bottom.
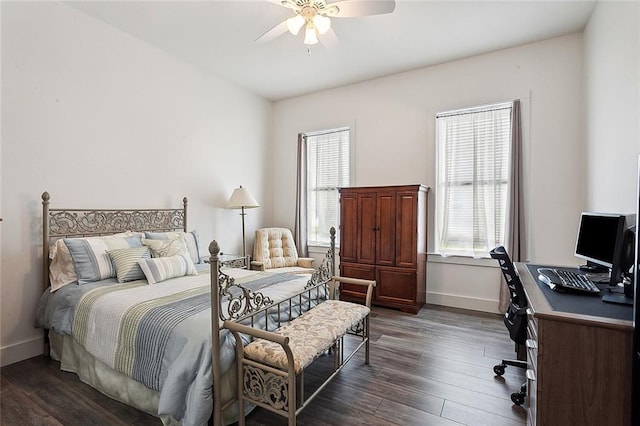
137, 253, 197, 285
108, 247, 151, 283
65, 235, 143, 284
144, 231, 201, 264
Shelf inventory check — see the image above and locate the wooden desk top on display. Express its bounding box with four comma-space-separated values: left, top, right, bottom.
516, 262, 633, 332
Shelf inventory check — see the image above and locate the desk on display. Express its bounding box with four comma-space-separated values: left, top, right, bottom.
516, 263, 633, 426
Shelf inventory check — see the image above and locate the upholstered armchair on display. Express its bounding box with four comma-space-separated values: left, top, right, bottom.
251, 227, 315, 273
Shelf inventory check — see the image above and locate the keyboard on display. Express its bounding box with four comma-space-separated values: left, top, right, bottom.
537, 268, 600, 293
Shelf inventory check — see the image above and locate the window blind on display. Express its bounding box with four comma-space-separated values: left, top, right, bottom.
306, 127, 350, 246
435, 103, 512, 257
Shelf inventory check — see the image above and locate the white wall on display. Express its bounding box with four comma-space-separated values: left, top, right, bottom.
584, 1, 640, 213
273, 34, 586, 313
0, 2, 272, 366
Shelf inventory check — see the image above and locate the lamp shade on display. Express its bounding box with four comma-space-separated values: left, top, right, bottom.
313, 15, 331, 35
286, 15, 305, 35
304, 25, 319, 45
226, 186, 260, 209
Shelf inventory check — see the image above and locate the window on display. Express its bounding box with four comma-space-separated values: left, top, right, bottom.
305, 127, 350, 246
435, 102, 512, 257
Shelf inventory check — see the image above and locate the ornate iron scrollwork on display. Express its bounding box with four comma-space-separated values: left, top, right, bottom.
243, 365, 289, 411
48, 208, 184, 237
305, 246, 333, 290
217, 270, 273, 321
348, 318, 366, 336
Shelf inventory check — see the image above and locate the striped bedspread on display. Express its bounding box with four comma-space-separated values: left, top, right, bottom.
73, 276, 210, 391
71, 269, 302, 393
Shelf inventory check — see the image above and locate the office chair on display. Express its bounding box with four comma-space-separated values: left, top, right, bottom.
490, 245, 528, 406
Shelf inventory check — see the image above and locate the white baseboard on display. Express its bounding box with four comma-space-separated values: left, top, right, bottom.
426, 291, 500, 314
1, 336, 45, 367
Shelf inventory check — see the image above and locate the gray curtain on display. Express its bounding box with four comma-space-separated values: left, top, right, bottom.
294, 133, 309, 257
499, 99, 527, 313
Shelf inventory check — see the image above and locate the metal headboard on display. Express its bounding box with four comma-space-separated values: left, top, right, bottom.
41, 191, 188, 290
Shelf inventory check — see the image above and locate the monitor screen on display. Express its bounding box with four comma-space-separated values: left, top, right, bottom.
575, 213, 626, 268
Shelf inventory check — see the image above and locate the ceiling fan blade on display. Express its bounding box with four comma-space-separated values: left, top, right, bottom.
256, 21, 289, 43
319, 27, 339, 49
326, 0, 395, 18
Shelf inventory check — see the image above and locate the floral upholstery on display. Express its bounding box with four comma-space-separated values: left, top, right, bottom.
243, 300, 370, 373
252, 227, 314, 273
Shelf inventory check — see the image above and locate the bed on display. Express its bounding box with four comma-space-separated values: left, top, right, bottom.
35, 192, 335, 425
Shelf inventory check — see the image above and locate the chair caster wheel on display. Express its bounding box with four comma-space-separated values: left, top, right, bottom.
511, 391, 525, 406
494, 364, 506, 376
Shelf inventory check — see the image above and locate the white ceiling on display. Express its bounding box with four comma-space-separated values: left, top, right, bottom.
67, 0, 597, 101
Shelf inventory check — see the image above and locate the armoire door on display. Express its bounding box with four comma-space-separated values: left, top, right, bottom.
356, 192, 377, 265
376, 191, 396, 266
395, 190, 418, 268
375, 266, 417, 310
339, 191, 358, 263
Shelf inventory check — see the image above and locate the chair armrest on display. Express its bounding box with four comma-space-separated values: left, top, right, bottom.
224, 320, 296, 374
331, 276, 376, 307
297, 257, 315, 268
250, 261, 265, 271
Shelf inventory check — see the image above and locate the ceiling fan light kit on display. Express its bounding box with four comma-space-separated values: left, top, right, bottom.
286, 0, 333, 45
258, 0, 396, 48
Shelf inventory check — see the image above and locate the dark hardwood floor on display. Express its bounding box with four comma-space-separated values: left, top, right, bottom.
1, 305, 527, 425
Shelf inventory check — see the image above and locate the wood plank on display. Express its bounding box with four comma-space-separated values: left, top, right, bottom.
1, 304, 527, 425
0, 376, 62, 426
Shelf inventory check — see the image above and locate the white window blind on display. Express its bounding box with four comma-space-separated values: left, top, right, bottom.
306, 127, 350, 246
435, 103, 512, 257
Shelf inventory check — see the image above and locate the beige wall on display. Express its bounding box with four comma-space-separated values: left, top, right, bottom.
273, 34, 587, 313
584, 1, 640, 213
0, 2, 272, 366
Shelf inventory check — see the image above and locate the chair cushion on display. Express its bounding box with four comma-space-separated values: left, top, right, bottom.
243, 300, 370, 373
253, 228, 300, 269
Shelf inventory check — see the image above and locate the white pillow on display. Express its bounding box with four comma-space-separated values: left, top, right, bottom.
137, 254, 197, 285
142, 236, 190, 258
49, 239, 77, 292
144, 230, 201, 264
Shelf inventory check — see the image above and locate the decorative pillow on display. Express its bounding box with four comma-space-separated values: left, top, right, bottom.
108, 246, 151, 283
49, 239, 78, 292
144, 230, 201, 264
49, 231, 139, 292
142, 236, 190, 258
137, 254, 197, 285
64, 235, 143, 284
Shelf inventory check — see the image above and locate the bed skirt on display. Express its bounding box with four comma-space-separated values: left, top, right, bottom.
49, 332, 246, 425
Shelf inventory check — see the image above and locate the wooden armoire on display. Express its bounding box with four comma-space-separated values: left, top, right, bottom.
338, 184, 429, 314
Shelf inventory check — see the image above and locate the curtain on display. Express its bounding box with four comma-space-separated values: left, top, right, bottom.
499, 99, 526, 313
294, 133, 308, 257
436, 103, 511, 257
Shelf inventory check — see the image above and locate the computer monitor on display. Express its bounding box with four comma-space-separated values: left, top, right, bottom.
574, 212, 635, 301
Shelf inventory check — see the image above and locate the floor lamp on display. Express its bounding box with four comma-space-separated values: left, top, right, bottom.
226, 186, 260, 258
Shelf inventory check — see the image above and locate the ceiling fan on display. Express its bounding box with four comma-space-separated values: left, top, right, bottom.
257, 0, 396, 47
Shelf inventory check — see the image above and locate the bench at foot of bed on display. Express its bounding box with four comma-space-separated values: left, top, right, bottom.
224, 276, 376, 426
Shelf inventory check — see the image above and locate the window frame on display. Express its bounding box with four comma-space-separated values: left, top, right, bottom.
435, 102, 513, 258
304, 126, 351, 248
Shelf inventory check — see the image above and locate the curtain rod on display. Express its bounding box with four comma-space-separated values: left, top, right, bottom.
436, 101, 514, 119
303, 127, 349, 137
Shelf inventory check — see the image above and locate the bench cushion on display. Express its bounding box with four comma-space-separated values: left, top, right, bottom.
243, 300, 370, 373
